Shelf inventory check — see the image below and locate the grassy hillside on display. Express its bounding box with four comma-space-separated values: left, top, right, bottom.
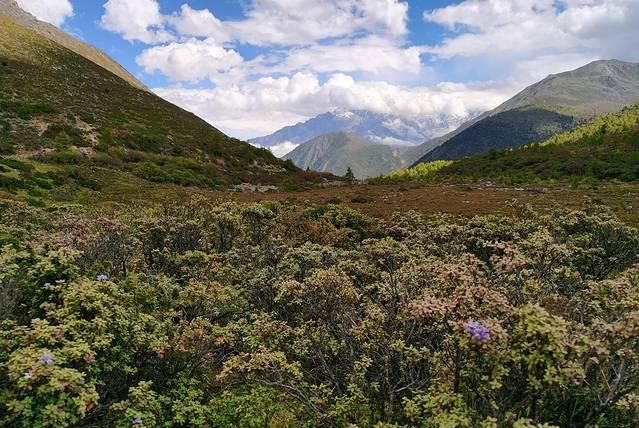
0, 0, 145, 90
441, 103, 639, 183
380, 103, 639, 185
285, 132, 406, 179
0, 15, 325, 202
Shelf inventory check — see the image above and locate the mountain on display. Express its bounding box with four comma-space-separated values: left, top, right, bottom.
414, 60, 639, 164
0, 3, 324, 200
284, 132, 405, 179
250, 109, 472, 151
436, 102, 639, 183
374, 102, 639, 185
0, 0, 145, 90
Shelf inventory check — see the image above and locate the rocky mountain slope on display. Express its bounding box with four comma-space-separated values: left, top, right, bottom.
415, 60, 639, 164
284, 132, 405, 179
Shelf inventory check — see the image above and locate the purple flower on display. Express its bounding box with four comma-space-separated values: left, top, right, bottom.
39, 352, 54, 366
464, 321, 491, 341
97, 274, 108, 282
132, 418, 143, 426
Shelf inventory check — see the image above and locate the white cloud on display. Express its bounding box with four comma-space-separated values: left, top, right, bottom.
100, 0, 409, 46
153, 72, 512, 139
423, 0, 639, 60
267, 36, 424, 75
167, 4, 229, 42
266, 141, 300, 157
16, 0, 73, 26
136, 38, 245, 84
224, 0, 409, 46
105, 0, 417, 84
101, 0, 174, 44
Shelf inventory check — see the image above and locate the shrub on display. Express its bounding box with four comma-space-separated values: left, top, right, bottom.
0, 200, 638, 427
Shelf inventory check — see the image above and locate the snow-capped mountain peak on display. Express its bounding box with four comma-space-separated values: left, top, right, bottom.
249, 109, 477, 154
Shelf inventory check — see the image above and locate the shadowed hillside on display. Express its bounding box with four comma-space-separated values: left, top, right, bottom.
378, 103, 639, 185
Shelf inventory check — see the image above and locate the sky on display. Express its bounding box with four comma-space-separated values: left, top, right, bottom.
15, 0, 639, 144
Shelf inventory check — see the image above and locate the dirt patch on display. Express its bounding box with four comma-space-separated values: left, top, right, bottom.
208, 183, 639, 225
29, 118, 49, 136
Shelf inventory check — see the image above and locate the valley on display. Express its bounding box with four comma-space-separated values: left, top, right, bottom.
2, 1, 639, 427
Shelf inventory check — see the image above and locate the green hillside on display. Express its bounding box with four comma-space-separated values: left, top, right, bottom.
0, 15, 322, 202
0, 0, 146, 90
285, 132, 406, 179
380, 103, 639, 184
441, 103, 639, 183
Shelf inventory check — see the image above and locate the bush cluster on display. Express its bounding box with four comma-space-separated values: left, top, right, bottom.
1, 198, 639, 427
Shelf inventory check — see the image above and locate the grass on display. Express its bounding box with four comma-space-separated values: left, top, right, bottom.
0, 14, 332, 196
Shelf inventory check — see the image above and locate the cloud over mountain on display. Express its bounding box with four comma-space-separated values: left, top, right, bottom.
15, 0, 72, 26
92, 0, 639, 139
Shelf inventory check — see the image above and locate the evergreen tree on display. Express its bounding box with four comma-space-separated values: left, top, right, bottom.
344, 166, 355, 182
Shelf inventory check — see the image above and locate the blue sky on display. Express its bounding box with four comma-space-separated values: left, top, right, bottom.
15, 0, 639, 143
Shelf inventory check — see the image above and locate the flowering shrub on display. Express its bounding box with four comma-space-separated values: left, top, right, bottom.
0, 198, 638, 427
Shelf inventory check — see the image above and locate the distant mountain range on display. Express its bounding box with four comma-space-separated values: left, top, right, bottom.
276, 60, 639, 178
415, 60, 639, 164
284, 132, 405, 179
250, 109, 473, 151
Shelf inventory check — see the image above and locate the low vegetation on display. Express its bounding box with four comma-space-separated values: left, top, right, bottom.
2, 198, 639, 427
378, 103, 639, 185
368, 160, 452, 184
0, 15, 326, 192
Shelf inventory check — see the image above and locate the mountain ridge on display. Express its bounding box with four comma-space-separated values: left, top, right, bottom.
0, 0, 146, 90
413, 60, 639, 165
250, 109, 472, 151
284, 131, 405, 179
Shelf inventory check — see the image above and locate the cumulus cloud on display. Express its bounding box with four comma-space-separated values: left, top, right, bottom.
167, 4, 229, 42
266, 36, 424, 75
16, 0, 73, 26
224, 0, 409, 46
423, 0, 639, 60
153, 72, 513, 139
105, 0, 418, 85
101, 0, 174, 44
100, 0, 409, 46
136, 38, 245, 84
